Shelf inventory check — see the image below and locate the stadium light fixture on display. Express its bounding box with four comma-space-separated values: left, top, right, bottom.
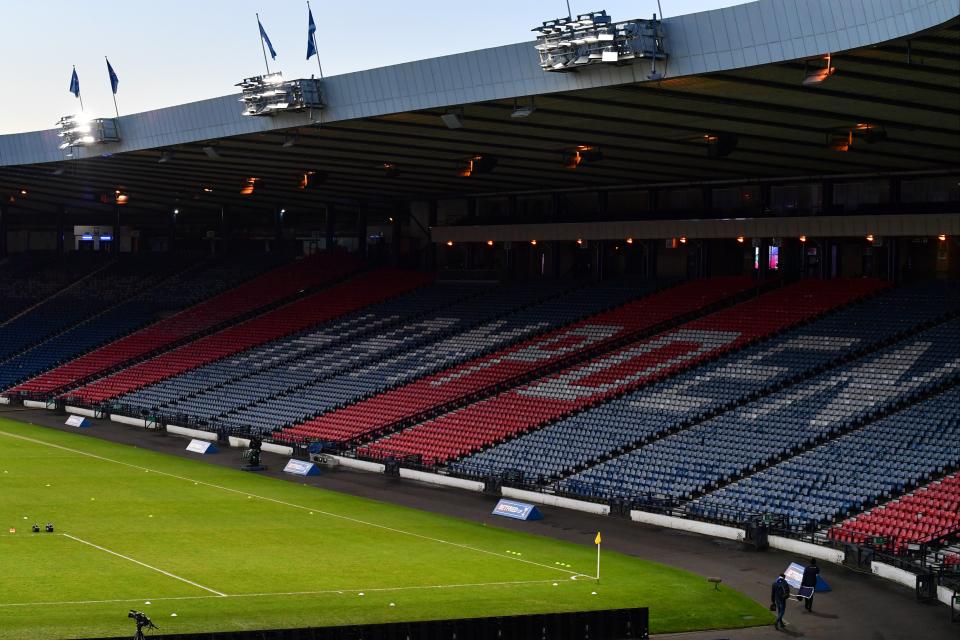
802, 53, 836, 86
441, 110, 465, 129
826, 130, 853, 152
511, 97, 536, 118
56, 113, 120, 150
114, 190, 129, 205
531, 239, 538, 246
533, 10, 666, 74
679, 236, 688, 244
237, 73, 324, 117
576, 238, 584, 245
487, 240, 494, 247
458, 155, 498, 177
705, 134, 738, 158
626, 237, 634, 244
939, 234, 947, 242
800, 235, 807, 243
866, 234, 875, 243
736, 236, 745, 243
563, 145, 603, 169
446, 240, 454, 247
18, 189, 27, 196
382, 162, 399, 178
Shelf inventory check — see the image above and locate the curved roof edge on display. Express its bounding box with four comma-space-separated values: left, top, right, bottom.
1, 0, 956, 167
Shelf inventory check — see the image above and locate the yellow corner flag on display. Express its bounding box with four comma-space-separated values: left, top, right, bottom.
595, 531, 602, 545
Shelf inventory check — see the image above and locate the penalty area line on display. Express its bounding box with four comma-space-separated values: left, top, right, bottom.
0, 429, 583, 581
0, 578, 571, 608
62, 533, 227, 597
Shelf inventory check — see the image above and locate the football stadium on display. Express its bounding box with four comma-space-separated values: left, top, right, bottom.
0, 1, 959, 638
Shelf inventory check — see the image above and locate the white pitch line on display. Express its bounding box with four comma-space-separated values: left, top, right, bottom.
0, 578, 568, 609
0, 429, 585, 580
62, 533, 227, 597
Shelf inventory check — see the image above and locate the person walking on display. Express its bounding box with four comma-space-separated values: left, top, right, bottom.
801, 558, 820, 612
771, 573, 790, 631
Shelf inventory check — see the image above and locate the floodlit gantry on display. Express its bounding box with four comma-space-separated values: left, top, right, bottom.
533, 10, 666, 73
237, 72, 325, 117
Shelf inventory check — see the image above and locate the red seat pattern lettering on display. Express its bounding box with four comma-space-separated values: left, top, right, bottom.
66, 269, 432, 405
277, 277, 758, 444
357, 278, 883, 465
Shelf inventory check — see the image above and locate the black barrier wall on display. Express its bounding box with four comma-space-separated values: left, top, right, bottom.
87, 607, 649, 640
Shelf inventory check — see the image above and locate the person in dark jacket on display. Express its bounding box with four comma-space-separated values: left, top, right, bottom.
801, 558, 820, 611
771, 574, 790, 630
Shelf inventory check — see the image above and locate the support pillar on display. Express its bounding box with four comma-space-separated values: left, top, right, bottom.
0, 202, 8, 259
57, 205, 65, 255
356, 204, 367, 259
218, 205, 230, 254
427, 200, 438, 271
113, 204, 120, 254
325, 204, 337, 251
169, 209, 177, 253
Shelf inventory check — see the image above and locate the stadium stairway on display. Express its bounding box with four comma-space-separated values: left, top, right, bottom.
272, 276, 762, 446
207, 278, 661, 436
356, 278, 882, 465
451, 279, 959, 483
559, 316, 960, 506
5, 252, 358, 398
62, 268, 432, 407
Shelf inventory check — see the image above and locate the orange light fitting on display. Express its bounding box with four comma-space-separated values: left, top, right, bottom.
736, 236, 745, 243
800, 235, 807, 243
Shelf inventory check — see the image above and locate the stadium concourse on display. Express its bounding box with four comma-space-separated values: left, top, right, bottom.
1, 0, 959, 637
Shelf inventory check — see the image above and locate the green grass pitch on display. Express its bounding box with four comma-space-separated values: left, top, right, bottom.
0, 418, 771, 639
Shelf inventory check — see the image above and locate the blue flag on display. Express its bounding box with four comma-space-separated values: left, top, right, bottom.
306, 8, 317, 60
106, 58, 119, 95
258, 18, 278, 60
69, 67, 80, 98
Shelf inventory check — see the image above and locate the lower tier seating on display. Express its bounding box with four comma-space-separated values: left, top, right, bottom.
277, 276, 757, 444
64, 269, 431, 405
111, 280, 492, 419
452, 280, 954, 480
214, 278, 663, 435
359, 278, 881, 465
0, 253, 106, 322
688, 385, 960, 527
558, 318, 960, 503
830, 471, 960, 552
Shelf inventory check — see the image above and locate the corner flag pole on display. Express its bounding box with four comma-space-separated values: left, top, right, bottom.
595, 531, 602, 581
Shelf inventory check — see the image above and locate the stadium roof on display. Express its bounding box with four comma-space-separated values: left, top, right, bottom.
0, 0, 957, 217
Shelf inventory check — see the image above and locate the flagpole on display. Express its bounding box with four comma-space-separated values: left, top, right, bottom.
596, 540, 601, 581
256, 13, 271, 75
307, 1, 325, 79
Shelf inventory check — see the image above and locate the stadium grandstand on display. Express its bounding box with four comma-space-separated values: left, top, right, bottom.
0, 1, 958, 639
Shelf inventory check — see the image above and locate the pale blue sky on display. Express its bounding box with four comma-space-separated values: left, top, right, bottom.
0, 0, 751, 134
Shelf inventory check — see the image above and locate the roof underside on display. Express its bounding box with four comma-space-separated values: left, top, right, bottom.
1, 20, 957, 220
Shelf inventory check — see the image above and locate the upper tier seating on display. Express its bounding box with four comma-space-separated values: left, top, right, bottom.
65, 269, 430, 406
0, 254, 106, 322
453, 280, 955, 480
217, 279, 664, 436
830, 468, 960, 550
559, 318, 960, 503
8, 253, 349, 396
688, 386, 960, 526
277, 277, 756, 445
0, 255, 197, 364
111, 280, 494, 420
359, 278, 881, 465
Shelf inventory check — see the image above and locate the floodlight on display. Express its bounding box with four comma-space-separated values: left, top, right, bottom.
237, 73, 324, 117
803, 54, 836, 86
533, 10, 665, 72
56, 114, 119, 150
